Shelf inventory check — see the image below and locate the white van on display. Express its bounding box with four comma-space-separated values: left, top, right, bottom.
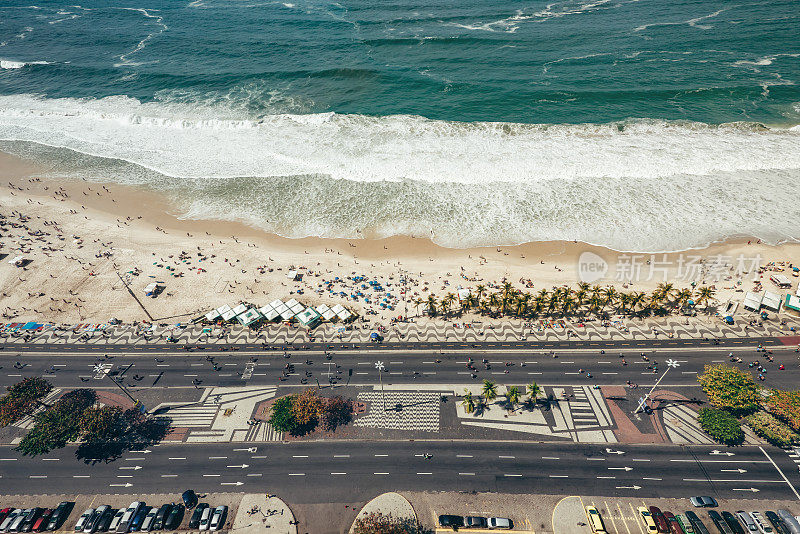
0, 510, 22, 532
737, 511, 758, 532
116, 503, 142, 534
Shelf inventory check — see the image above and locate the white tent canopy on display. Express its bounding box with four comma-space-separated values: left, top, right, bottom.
236, 308, 261, 326
232, 303, 248, 315
762, 291, 782, 312
205, 309, 221, 321
216, 304, 232, 315
743, 292, 763, 312
221, 309, 237, 321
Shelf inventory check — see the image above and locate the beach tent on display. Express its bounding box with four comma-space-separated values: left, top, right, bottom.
216, 304, 232, 316
286, 270, 299, 281
295, 307, 321, 328
205, 309, 221, 322
232, 303, 248, 315
762, 291, 782, 312
263, 308, 280, 321
258, 304, 274, 316
316, 304, 337, 321
770, 274, 792, 288
221, 308, 237, 321
331, 303, 352, 322
288, 301, 304, 315
457, 288, 471, 302
236, 308, 262, 326
743, 292, 763, 312
269, 299, 284, 310
785, 294, 800, 314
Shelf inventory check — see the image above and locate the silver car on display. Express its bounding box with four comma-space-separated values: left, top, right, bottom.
488, 517, 512, 530
73, 510, 93, 533
0, 510, 22, 533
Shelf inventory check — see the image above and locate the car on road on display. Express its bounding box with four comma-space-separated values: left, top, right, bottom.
74, 510, 94, 533
151, 506, 171, 532
586, 506, 606, 533
107, 510, 125, 534
198, 508, 212, 532
721, 511, 746, 534
691, 497, 719, 508
181, 491, 197, 511
129, 507, 150, 533
750, 512, 774, 533
649, 507, 670, 533
85, 506, 110, 534
20, 508, 43, 532
685, 511, 711, 534
639, 507, 658, 533
487, 517, 512, 530
708, 511, 734, 534
188, 505, 208, 530
47, 503, 74, 532
663, 511, 683, 534
163, 505, 184, 531
1, 510, 23, 533
438, 515, 463, 528
32, 510, 53, 533
209, 507, 227, 531
116, 503, 143, 534
777, 511, 800, 534
140, 509, 157, 533
765, 511, 788, 534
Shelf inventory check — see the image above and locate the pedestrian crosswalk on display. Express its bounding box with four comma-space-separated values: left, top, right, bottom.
244, 422, 283, 442
155, 403, 219, 427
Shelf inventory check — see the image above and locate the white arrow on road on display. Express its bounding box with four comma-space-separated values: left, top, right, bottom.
721, 468, 747, 473
615, 485, 642, 490
226, 464, 250, 469
608, 467, 633, 471
129, 450, 151, 454
119, 466, 142, 470
710, 450, 735, 456
233, 447, 257, 453
733, 488, 759, 492
109, 483, 133, 487
606, 448, 625, 455
220, 481, 244, 486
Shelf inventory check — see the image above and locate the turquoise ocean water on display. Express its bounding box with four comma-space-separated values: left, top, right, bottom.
0, 0, 799, 251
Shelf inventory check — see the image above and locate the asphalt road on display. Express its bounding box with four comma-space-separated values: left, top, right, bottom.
0, 344, 797, 390
1, 442, 798, 502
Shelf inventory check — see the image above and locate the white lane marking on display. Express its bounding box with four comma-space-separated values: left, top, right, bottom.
682, 478, 784, 483
374, 454, 388, 457
73, 475, 90, 478
760, 445, 800, 500
330, 472, 347, 475
373, 472, 389, 475
288, 473, 305, 476
168, 457, 186, 460
30, 475, 47, 478
631, 459, 651, 462
333, 455, 350, 458
208, 456, 228, 459
247, 474, 262, 477
597, 476, 616, 479
549, 475, 568, 478
417, 472, 433, 475
587, 458, 606, 461
499, 455, 516, 459
292, 455, 309, 458
0, 458, 18, 461
459, 473, 476, 476
642, 477, 662, 481
542, 456, 560, 460
161, 475, 178, 478
202, 474, 221, 477
41, 458, 60, 461
504, 474, 522, 477
457, 455, 473, 458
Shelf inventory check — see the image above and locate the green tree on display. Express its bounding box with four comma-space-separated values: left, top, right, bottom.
321, 396, 353, 432
425, 295, 438, 316
17, 388, 97, 456
697, 407, 745, 446
268, 395, 298, 433
698, 364, 761, 414
461, 391, 475, 414
527, 382, 541, 402
353, 512, 431, 534
695, 286, 716, 308
292, 388, 323, 426
745, 411, 800, 447
764, 390, 800, 432
81, 406, 125, 442
0, 377, 52, 428
482, 380, 498, 403
506, 386, 521, 412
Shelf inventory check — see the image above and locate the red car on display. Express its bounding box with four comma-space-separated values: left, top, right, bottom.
32, 509, 53, 532
662, 512, 683, 534
649, 507, 671, 533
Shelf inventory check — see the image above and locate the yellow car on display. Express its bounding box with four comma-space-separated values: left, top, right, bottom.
638, 507, 658, 533
585, 506, 607, 533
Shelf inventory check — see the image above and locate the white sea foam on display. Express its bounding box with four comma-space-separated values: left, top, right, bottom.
0, 59, 50, 69
0, 93, 798, 250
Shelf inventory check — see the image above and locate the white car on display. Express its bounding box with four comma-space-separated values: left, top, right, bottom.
74, 510, 94, 533
108, 510, 125, 533
116, 503, 142, 534
750, 512, 774, 534
140, 508, 158, 532
488, 517, 512, 530
198, 508, 211, 531
0, 510, 22, 532
209, 507, 227, 531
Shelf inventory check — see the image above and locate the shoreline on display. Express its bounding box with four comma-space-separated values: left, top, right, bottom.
2, 149, 799, 324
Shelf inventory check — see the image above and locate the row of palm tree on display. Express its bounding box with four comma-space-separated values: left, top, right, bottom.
415, 281, 715, 320
461, 380, 541, 414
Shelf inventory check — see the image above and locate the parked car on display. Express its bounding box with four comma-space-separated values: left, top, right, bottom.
32, 510, 53, 533
777, 511, 800, 534
74, 511, 94, 533
20, 508, 43, 532
163, 505, 184, 531
46, 503, 74, 532
209, 507, 227, 531
691, 497, 719, 508
465, 516, 487, 528
750, 512, 774, 533
765, 511, 788, 534
188, 505, 208, 530
487, 517, 512, 530
650, 507, 670, 533
85, 506, 110, 534
708, 511, 734, 534
116, 503, 143, 534
140, 509, 157, 533
181, 492, 197, 511
107, 510, 125, 534
663, 511, 683, 534
438, 515, 463, 528
1, 511, 23, 533
153, 506, 172, 532
10, 509, 33, 533
586, 506, 607, 533
686, 511, 711, 534
721, 511, 746, 534
639, 507, 658, 533
0, 512, 11, 528
737, 511, 759, 532
198, 508, 211, 532
131, 507, 151, 533
675, 514, 696, 534
96, 509, 116, 533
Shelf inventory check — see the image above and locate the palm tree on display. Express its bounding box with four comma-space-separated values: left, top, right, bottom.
561, 294, 577, 317
475, 284, 486, 305
482, 379, 498, 403
588, 295, 603, 316
461, 390, 476, 414
546, 292, 560, 317
412, 297, 423, 316
506, 386, 521, 412
618, 292, 631, 314
425, 294, 438, 316
603, 286, 618, 310
527, 382, 541, 402
675, 288, 693, 308
629, 291, 646, 314
441, 292, 456, 317
656, 282, 675, 303
488, 293, 502, 315
574, 287, 589, 311
696, 286, 716, 309
515, 292, 532, 318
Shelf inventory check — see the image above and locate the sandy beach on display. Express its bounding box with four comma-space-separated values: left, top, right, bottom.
2, 150, 799, 325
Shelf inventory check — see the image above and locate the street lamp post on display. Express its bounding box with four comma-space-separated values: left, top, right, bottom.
375, 361, 386, 412
634, 358, 680, 414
